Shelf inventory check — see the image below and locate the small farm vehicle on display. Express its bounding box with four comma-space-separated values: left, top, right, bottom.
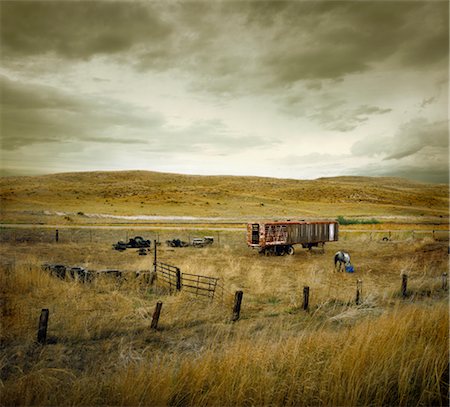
113, 236, 151, 251
247, 220, 338, 255
192, 236, 214, 247
166, 236, 214, 248
166, 238, 189, 247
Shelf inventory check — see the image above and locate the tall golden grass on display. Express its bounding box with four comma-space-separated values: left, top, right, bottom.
1, 236, 448, 406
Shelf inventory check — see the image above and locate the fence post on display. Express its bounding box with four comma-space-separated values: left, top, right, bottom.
37, 308, 49, 344
176, 268, 182, 291
302, 286, 310, 311
401, 274, 408, 298
151, 301, 163, 330
55, 229, 59, 243
442, 273, 448, 291
355, 279, 362, 305
153, 240, 157, 274
232, 290, 243, 321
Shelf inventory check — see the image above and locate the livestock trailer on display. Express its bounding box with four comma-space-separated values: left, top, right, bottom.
247, 220, 339, 255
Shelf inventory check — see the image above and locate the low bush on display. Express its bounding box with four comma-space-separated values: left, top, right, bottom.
337, 215, 380, 225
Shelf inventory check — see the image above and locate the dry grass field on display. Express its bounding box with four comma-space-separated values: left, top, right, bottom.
0, 227, 449, 406
0, 171, 449, 406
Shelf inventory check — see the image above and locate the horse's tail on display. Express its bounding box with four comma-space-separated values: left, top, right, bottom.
334, 252, 339, 266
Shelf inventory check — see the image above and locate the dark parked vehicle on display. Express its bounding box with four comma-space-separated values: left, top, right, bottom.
113, 236, 151, 251
166, 238, 189, 248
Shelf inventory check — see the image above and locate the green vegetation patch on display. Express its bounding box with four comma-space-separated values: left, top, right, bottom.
337, 215, 380, 225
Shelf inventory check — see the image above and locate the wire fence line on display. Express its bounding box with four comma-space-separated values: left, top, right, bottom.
0, 225, 448, 245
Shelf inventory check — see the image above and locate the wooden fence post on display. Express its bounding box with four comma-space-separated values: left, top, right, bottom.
232, 290, 243, 321
176, 268, 182, 291
55, 229, 59, 243
401, 274, 408, 298
356, 279, 362, 305
153, 240, 157, 274
302, 286, 310, 311
442, 273, 448, 291
151, 301, 163, 330
37, 308, 49, 344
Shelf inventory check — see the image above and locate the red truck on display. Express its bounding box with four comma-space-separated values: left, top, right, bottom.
247, 220, 339, 255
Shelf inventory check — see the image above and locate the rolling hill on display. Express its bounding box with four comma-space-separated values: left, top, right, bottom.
0, 171, 448, 224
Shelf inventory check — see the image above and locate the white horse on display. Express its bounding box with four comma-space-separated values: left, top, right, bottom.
334, 251, 351, 272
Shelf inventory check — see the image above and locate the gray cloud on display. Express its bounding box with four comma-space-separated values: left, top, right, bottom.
349, 158, 449, 184
308, 104, 392, 132
142, 120, 273, 155
0, 1, 447, 183
0, 75, 164, 150
0, 75, 271, 155
0, 2, 171, 59
2, 1, 447, 95
351, 118, 448, 160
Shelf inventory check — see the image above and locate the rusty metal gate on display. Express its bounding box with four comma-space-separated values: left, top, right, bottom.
154, 261, 219, 299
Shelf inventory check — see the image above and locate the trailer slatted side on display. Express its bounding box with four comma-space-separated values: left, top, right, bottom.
247, 220, 338, 252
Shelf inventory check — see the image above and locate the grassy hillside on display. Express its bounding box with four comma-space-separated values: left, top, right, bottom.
0, 170, 448, 223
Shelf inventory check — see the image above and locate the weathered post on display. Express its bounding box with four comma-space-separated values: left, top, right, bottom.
153, 240, 157, 274
151, 301, 163, 330
37, 309, 49, 344
401, 274, 408, 298
355, 279, 362, 305
232, 290, 243, 321
412, 230, 415, 240
442, 273, 448, 291
303, 286, 310, 311
176, 268, 182, 291
55, 229, 59, 243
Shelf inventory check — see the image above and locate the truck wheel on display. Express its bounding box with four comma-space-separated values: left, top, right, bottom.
287, 246, 295, 255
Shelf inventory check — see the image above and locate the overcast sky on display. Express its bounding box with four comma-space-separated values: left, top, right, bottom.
0, 1, 448, 182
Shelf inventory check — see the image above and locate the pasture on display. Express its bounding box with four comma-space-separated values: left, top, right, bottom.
1, 225, 448, 406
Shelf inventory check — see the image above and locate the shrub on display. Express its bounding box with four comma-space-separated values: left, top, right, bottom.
337, 215, 380, 225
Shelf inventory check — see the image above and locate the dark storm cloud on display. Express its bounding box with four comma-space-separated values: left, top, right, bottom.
2, 1, 447, 93
0, 1, 171, 59
351, 118, 448, 160
262, 1, 447, 83
183, 1, 448, 92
